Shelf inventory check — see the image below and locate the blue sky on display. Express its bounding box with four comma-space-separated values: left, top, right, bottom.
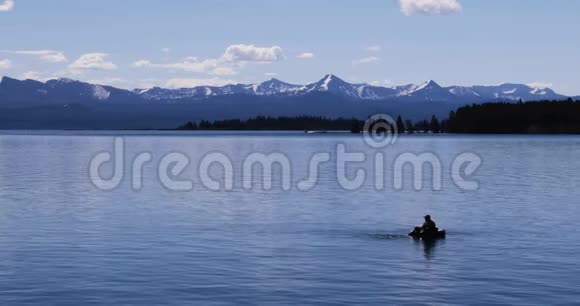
1, 0, 579, 94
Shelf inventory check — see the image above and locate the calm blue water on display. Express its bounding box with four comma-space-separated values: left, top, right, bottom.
0, 132, 579, 305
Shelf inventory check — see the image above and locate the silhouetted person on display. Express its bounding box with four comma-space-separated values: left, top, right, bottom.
421, 215, 437, 234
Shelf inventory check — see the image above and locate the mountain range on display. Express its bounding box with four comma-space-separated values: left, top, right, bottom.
0, 74, 577, 129
0, 74, 573, 105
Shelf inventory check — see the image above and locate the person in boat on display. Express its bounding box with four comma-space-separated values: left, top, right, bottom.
421, 215, 438, 234
409, 215, 445, 239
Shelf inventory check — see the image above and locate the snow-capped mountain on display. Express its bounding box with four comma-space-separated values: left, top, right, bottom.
44, 78, 113, 101
131, 74, 568, 102
356, 85, 398, 100
251, 78, 303, 95
0, 74, 572, 107
394, 80, 457, 101
0, 74, 576, 130
470, 84, 563, 101
0, 76, 140, 106
302, 74, 361, 98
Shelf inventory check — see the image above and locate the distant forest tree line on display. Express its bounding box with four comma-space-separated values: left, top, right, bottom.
177, 99, 580, 134
446, 99, 580, 134
177, 115, 445, 133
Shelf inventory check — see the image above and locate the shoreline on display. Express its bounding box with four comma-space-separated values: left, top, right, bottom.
2, 129, 580, 136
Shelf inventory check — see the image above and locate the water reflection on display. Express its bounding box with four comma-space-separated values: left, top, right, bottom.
414, 238, 445, 260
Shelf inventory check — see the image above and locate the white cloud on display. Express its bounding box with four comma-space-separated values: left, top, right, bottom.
0, 0, 14, 12
527, 82, 553, 89
211, 66, 237, 76
164, 78, 236, 89
3, 50, 68, 63
353, 56, 380, 65
134, 44, 284, 76
21, 71, 45, 80
0, 59, 11, 69
366, 46, 382, 52
133, 57, 229, 75
134, 79, 161, 89
20, 71, 124, 86
297, 52, 315, 59
88, 77, 128, 87
19, 71, 72, 82
133, 59, 152, 68
161, 48, 171, 53
69, 53, 117, 71
399, 0, 462, 16
221, 44, 283, 63
87, 77, 159, 90
265, 72, 277, 77
19, 71, 69, 82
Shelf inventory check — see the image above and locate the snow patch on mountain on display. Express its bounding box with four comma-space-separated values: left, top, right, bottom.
321, 74, 333, 91
394, 84, 423, 96
530, 88, 547, 95
92, 85, 111, 100
449, 86, 480, 97
414, 81, 432, 92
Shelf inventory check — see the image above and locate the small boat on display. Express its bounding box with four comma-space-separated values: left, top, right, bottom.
408, 227, 446, 240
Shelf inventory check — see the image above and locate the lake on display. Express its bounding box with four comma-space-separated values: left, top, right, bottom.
0, 132, 579, 305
